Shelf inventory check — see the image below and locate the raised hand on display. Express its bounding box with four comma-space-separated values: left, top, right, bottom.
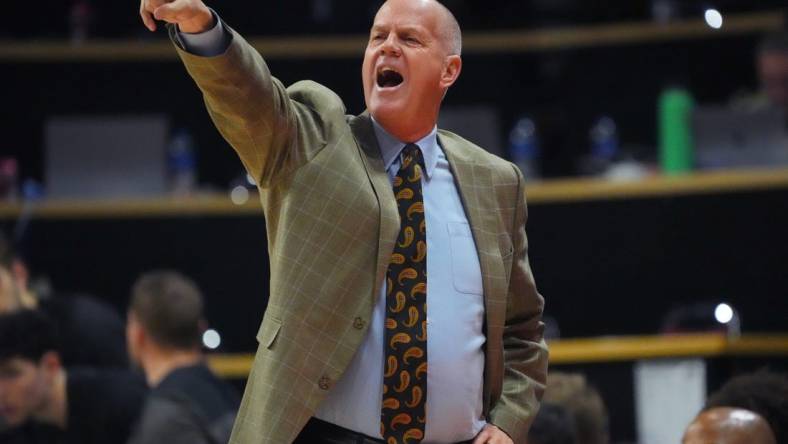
139, 0, 214, 33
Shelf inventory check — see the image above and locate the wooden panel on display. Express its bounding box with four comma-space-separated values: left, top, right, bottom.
207, 333, 788, 378
2, 168, 787, 219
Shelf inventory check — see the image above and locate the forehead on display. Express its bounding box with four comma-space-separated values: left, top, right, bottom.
372, 0, 440, 33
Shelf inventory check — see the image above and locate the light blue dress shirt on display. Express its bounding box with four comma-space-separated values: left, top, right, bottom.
174, 11, 227, 56
180, 22, 487, 444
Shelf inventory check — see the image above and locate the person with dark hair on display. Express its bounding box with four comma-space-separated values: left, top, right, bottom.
0, 309, 146, 444
0, 309, 60, 429
527, 403, 577, 444
682, 370, 788, 444
126, 270, 239, 444
543, 372, 609, 444
0, 229, 128, 369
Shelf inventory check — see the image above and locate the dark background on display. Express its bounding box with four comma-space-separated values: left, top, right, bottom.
2, 1, 787, 186
3, 0, 786, 37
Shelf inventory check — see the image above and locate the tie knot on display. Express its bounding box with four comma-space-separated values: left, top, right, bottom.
403, 143, 421, 157
401, 143, 424, 171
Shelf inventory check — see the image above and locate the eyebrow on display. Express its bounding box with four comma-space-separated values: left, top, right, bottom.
370, 24, 429, 36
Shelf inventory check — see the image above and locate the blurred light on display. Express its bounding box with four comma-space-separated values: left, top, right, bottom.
203, 329, 221, 349
704, 9, 723, 29
714, 303, 733, 324
230, 185, 249, 205
246, 173, 256, 186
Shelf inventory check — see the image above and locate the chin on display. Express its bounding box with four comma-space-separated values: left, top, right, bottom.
369, 99, 406, 125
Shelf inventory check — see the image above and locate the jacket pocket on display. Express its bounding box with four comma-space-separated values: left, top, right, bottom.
256, 317, 282, 349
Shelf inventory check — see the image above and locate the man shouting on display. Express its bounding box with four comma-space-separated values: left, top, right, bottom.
139, 0, 548, 442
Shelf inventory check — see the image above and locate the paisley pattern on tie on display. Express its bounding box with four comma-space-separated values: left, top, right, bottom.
381, 144, 427, 444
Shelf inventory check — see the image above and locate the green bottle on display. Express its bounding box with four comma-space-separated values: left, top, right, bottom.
659, 88, 695, 175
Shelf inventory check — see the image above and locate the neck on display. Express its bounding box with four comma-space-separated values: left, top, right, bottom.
142, 348, 203, 387
34, 369, 67, 429
372, 113, 438, 143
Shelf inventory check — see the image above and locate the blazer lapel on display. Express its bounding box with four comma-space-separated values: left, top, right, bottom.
441, 133, 507, 319
349, 113, 401, 304
440, 133, 509, 414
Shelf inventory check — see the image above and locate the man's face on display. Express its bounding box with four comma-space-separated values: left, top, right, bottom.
759, 52, 788, 109
0, 357, 50, 426
361, 0, 460, 140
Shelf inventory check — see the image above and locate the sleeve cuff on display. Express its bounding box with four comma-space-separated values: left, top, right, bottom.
176, 9, 229, 57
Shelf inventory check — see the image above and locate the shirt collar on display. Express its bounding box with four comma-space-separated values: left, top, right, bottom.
371, 117, 439, 179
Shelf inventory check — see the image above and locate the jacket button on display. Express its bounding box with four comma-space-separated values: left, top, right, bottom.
353, 317, 366, 330
318, 375, 331, 390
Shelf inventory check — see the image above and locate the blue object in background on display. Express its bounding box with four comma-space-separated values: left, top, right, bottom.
167, 128, 197, 196
508, 117, 540, 180
590, 115, 620, 162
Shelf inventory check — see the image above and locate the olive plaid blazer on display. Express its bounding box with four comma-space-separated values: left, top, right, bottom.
171, 24, 548, 444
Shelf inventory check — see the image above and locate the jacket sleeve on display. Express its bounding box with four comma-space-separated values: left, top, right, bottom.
168, 20, 344, 188
489, 165, 549, 443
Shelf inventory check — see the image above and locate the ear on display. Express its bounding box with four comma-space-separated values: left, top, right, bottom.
440, 54, 462, 89
39, 351, 61, 374
126, 314, 146, 348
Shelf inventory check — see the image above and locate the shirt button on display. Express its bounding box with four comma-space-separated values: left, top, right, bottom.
318, 375, 331, 390
353, 317, 366, 330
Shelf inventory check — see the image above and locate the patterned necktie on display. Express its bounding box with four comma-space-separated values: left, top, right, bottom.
381, 143, 428, 444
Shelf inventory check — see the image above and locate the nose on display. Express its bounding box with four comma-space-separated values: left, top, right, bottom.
380, 33, 401, 56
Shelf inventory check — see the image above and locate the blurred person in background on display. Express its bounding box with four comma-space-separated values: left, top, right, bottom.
0, 230, 127, 369
682, 408, 775, 444
733, 31, 788, 127
542, 372, 609, 444
0, 232, 36, 313
682, 369, 787, 444
526, 402, 577, 444
136, 0, 548, 443
758, 32, 788, 120
0, 309, 146, 444
126, 270, 238, 444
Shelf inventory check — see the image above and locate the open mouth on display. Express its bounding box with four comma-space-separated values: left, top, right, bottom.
377, 67, 404, 88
